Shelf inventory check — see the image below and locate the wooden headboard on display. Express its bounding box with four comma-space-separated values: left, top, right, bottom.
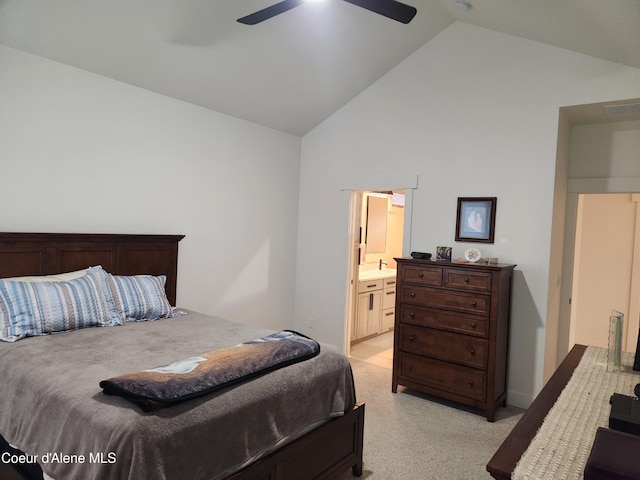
0, 233, 185, 305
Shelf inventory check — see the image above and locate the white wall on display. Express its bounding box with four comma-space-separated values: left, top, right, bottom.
0, 45, 302, 332
294, 23, 640, 407
570, 120, 640, 178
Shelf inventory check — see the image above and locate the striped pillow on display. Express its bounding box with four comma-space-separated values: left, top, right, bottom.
0, 266, 123, 342
108, 274, 184, 322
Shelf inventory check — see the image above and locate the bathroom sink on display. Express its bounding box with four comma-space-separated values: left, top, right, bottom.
358, 268, 397, 281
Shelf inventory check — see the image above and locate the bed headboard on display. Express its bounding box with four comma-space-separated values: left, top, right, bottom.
0, 233, 185, 306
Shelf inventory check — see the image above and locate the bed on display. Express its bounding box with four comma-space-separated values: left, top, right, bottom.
0, 232, 364, 480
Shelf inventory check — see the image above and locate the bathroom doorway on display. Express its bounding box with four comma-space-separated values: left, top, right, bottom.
345, 190, 405, 358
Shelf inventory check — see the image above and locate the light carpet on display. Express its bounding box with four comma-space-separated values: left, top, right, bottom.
338, 355, 524, 479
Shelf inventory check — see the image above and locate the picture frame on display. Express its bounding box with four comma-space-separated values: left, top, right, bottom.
455, 197, 496, 243
436, 246, 452, 262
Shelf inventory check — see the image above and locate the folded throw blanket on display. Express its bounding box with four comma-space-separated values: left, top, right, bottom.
99, 330, 320, 412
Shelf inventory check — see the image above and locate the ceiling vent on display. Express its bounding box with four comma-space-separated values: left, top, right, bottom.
604, 102, 640, 117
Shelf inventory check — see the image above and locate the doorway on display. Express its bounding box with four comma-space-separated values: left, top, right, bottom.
569, 193, 640, 351
345, 190, 405, 357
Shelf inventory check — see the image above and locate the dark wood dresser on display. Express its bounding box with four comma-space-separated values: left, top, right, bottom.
392, 258, 516, 421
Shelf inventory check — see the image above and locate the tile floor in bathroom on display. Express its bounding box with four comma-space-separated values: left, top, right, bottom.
349, 331, 394, 369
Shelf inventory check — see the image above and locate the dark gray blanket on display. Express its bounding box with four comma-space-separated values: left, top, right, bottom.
100, 330, 321, 411
0, 310, 356, 480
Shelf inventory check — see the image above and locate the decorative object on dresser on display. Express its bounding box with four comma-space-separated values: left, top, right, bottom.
392, 257, 516, 422
435, 246, 452, 261
455, 197, 497, 243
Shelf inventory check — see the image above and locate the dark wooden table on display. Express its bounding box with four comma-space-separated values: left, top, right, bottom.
486, 344, 587, 479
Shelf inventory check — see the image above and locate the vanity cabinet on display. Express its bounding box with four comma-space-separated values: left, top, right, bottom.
392, 258, 516, 421
381, 277, 396, 331
354, 274, 396, 341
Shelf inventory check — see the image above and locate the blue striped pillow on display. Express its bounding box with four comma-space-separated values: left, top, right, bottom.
108, 274, 184, 322
0, 266, 123, 342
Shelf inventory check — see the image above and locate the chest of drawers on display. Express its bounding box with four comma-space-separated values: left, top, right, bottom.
392, 258, 516, 421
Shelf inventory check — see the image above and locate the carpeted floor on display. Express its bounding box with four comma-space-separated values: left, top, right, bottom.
339, 335, 524, 479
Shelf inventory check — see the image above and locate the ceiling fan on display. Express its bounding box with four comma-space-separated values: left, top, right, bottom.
237, 0, 417, 25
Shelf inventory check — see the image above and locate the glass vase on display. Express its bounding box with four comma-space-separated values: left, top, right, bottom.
607, 310, 624, 372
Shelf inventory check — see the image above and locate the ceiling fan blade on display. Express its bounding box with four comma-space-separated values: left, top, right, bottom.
237, 0, 305, 25
342, 0, 417, 24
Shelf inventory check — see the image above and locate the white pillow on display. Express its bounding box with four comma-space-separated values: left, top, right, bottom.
6, 267, 92, 283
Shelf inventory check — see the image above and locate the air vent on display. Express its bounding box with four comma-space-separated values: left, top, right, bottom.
604, 103, 640, 117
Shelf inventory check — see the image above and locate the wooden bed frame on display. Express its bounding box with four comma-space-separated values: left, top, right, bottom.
0, 232, 364, 480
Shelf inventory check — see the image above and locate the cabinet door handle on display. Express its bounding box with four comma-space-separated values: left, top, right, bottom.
369, 293, 374, 310
386, 291, 395, 295
385, 311, 394, 317
367, 284, 377, 288
387, 281, 396, 286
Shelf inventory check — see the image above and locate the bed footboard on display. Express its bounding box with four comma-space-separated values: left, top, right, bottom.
229, 403, 365, 479
0, 404, 365, 480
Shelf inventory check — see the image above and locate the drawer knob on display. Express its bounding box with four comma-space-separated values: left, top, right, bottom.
470, 322, 477, 329
471, 301, 477, 307
409, 312, 415, 318
468, 380, 474, 387
408, 335, 415, 342
411, 292, 416, 297
464, 277, 470, 283
468, 348, 475, 355
418, 272, 424, 278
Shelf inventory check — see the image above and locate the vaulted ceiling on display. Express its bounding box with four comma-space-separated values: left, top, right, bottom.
1, 0, 639, 135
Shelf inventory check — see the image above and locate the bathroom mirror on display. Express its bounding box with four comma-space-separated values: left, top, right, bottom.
366, 195, 388, 253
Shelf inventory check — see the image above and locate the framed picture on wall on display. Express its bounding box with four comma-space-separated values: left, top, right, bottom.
455, 197, 497, 243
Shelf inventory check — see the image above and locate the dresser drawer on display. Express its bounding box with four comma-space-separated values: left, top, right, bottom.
398, 352, 486, 401
398, 324, 488, 369
444, 268, 492, 292
400, 265, 442, 286
399, 304, 487, 336
400, 286, 490, 316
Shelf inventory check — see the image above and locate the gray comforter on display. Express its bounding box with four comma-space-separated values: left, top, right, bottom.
0, 310, 356, 480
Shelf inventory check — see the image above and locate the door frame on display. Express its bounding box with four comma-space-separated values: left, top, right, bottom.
340, 175, 418, 356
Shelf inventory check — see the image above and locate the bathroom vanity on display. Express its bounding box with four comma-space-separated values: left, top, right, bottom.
352, 268, 397, 341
